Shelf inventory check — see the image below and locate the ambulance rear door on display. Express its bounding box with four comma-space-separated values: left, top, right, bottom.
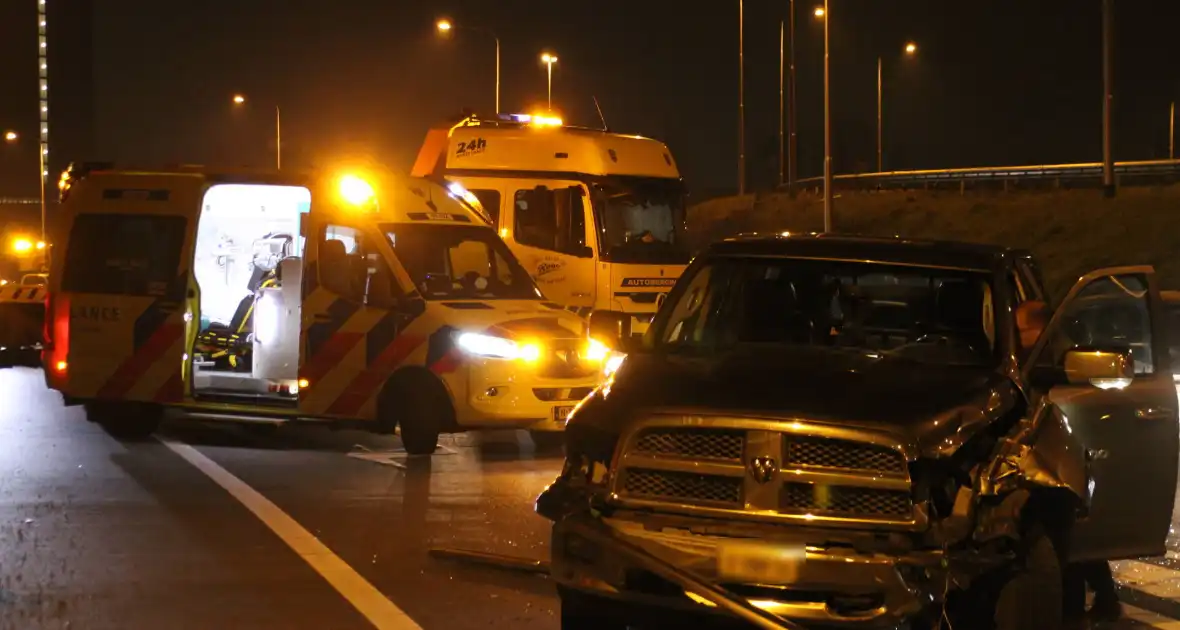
47, 173, 203, 405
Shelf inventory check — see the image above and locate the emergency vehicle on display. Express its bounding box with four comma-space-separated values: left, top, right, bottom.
44, 164, 609, 453
411, 113, 691, 344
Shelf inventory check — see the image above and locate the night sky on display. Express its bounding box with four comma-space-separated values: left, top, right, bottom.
2, 1, 1180, 200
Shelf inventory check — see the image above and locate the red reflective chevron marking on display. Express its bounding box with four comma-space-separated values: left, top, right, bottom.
300, 332, 365, 384
96, 322, 184, 400
324, 334, 427, 417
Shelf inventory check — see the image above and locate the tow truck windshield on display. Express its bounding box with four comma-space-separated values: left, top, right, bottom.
653, 256, 1000, 367
384, 223, 541, 301
592, 177, 690, 265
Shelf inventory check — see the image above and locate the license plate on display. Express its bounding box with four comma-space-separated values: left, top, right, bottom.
716, 539, 806, 584
554, 405, 575, 422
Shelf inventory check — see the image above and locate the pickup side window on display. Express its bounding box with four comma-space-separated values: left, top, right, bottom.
1015, 258, 1046, 301
1037, 274, 1154, 376
468, 189, 501, 226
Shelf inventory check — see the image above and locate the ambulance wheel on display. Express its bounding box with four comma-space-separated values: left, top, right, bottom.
382, 371, 450, 456
87, 402, 163, 442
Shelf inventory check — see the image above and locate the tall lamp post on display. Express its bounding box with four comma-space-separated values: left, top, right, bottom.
1101, 0, 1114, 197
818, 2, 832, 232
436, 19, 501, 115
878, 42, 917, 173
738, 0, 746, 196
231, 94, 281, 170
541, 52, 558, 110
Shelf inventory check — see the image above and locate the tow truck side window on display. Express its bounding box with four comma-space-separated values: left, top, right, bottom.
319, 223, 400, 307
61, 213, 188, 296
513, 187, 587, 255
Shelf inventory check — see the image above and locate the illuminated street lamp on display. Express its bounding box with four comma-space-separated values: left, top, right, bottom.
3, 131, 16, 143
813, 6, 825, 17
541, 52, 558, 111
878, 42, 918, 172
436, 18, 501, 114
231, 94, 281, 170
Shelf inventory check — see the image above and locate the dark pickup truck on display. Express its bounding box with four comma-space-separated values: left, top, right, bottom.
538, 234, 1179, 630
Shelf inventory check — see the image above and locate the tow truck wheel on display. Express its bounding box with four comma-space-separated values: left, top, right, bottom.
86, 402, 163, 442
381, 371, 449, 456
992, 528, 1064, 630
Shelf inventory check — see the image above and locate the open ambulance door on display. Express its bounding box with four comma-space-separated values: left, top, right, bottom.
47, 173, 203, 405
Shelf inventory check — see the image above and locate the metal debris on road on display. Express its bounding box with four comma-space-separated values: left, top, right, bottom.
428, 547, 551, 577
346, 443, 459, 468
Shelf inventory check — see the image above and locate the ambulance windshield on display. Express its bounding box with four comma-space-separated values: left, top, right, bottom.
593, 177, 690, 265
384, 223, 541, 301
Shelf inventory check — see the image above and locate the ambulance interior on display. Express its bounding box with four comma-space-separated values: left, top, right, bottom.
190, 184, 308, 402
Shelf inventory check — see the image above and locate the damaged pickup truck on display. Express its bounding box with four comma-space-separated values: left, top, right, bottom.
537, 234, 1179, 629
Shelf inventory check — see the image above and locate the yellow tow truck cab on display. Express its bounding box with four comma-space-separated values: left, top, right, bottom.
412, 113, 691, 342
44, 164, 610, 452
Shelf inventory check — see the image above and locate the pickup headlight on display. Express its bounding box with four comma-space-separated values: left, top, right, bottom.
455, 332, 542, 362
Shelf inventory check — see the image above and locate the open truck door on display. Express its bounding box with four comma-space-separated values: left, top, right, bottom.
1023, 266, 1179, 562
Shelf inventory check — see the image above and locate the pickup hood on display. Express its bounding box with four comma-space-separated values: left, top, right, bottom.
589, 345, 1018, 457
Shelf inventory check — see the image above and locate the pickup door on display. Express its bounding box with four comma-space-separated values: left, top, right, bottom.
1027, 266, 1178, 562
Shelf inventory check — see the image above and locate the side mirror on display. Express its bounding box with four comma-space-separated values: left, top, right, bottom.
588, 310, 633, 352
571, 245, 594, 258
1063, 347, 1134, 386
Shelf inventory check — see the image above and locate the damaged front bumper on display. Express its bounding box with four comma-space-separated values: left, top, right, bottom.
550, 511, 960, 629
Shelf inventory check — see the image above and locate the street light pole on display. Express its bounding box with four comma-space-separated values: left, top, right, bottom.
877, 56, 883, 173
822, 0, 832, 232
541, 53, 558, 110
738, 0, 746, 196
1170, 101, 1174, 160
495, 37, 501, 114
436, 20, 501, 115
779, 20, 785, 187
1101, 0, 1115, 197
788, 0, 797, 188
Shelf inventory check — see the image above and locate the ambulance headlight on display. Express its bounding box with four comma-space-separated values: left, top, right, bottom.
456, 332, 542, 362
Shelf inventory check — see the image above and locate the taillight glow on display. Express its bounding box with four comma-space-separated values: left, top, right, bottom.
54, 361, 67, 372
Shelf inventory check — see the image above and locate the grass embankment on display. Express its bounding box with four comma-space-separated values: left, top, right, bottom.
688, 187, 1180, 301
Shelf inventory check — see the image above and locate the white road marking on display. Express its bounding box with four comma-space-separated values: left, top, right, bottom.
160, 437, 423, 630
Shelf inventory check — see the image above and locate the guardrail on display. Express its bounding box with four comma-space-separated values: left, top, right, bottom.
791, 158, 1180, 192
0, 198, 44, 205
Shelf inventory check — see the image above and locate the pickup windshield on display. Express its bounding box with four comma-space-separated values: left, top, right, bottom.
592, 177, 690, 265
654, 256, 1000, 366
383, 223, 541, 300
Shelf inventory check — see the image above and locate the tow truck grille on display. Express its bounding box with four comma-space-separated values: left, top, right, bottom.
622, 469, 743, 506
633, 429, 745, 462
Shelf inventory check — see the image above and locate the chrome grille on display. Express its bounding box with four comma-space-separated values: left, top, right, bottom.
782, 483, 912, 518
784, 435, 907, 475
612, 416, 918, 529
622, 469, 743, 506
634, 429, 745, 462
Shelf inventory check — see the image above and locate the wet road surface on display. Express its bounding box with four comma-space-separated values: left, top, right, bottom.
1, 366, 1179, 629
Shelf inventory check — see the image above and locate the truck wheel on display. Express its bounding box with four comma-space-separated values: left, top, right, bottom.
558, 588, 625, 630
381, 372, 450, 456
87, 402, 163, 442
529, 430, 565, 453
993, 528, 1064, 630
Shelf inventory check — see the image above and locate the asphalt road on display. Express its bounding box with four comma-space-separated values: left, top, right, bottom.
0, 365, 1178, 630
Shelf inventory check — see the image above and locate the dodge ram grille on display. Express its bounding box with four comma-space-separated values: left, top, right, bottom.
612, 416, 919, 529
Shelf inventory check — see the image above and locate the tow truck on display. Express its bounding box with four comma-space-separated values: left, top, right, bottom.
412, 112, 691, 346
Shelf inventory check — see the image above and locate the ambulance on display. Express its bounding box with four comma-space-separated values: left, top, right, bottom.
411, 113, 691, 345
43, 164, 610, 453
